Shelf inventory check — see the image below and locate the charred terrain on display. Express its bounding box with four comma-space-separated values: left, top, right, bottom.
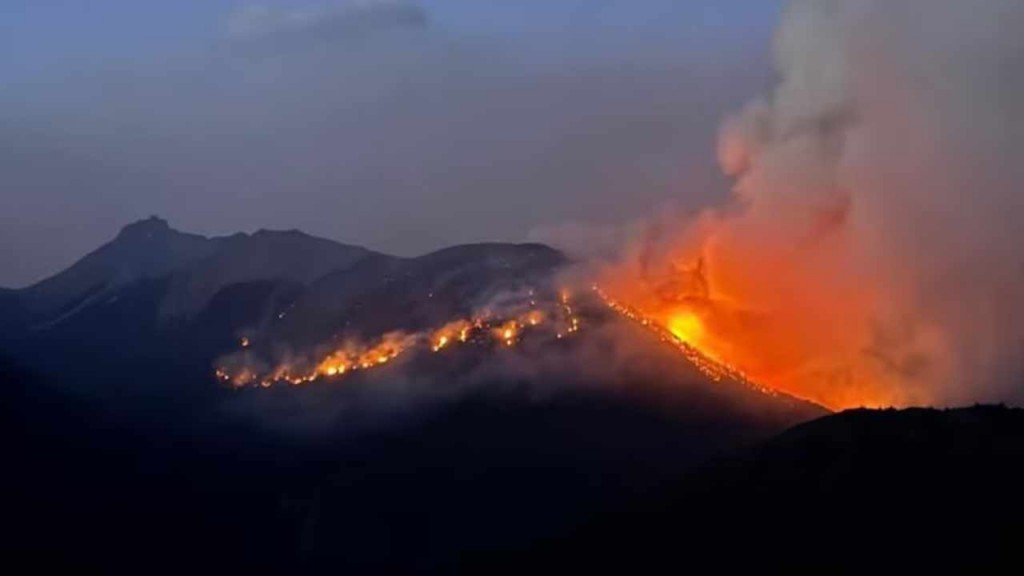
2, 219, 1021, 572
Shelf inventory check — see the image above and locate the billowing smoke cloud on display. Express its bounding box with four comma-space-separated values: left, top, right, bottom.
605, 0, 1024, 408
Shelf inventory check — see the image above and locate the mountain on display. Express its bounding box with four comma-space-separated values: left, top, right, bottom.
2, 218, 830, 572
12, 217, 379, 330
5, 218, 564, 342
0, 216, 823, 424
508, 405, 1024, 572
18, 217, 217, 323
1, 219, 575, 383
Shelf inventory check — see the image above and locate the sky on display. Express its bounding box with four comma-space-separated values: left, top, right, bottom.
0, 0, 782, 287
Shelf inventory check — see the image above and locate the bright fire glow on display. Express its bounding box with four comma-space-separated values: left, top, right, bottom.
216, 291, 584, 389
667, 311, 705, 348
596, 237, 913, 410
594, 286, 761, 389
217, 283, 789, 405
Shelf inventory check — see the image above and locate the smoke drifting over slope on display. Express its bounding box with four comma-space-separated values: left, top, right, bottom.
604, 0, 1024, 408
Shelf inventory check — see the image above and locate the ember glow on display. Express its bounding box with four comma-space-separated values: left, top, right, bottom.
216, 280, 812, 405
593, 287, 768, 393
215, 291, 584, 389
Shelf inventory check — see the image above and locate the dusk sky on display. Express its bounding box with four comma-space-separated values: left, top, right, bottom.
1, 1, 782, 287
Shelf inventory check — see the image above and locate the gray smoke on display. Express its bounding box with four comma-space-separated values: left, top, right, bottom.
709, 0, 1024, 405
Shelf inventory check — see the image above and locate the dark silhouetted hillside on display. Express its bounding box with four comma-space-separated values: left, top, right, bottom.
507, 405, 1024, 573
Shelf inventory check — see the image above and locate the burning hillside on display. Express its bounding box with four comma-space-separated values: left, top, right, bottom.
214, 281, 797, 412
592, 286, 769, 394
215, 289, 583, 389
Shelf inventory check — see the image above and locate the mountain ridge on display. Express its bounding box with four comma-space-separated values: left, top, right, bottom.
12, 217, 390, 326
0, 218, 576, 383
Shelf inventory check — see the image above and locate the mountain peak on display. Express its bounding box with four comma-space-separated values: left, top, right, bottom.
116, 216, 173, 241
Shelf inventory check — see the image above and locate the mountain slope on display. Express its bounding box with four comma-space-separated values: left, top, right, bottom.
271, 242, 566, 346
158, 228, 376, 318
19, 217, 216, 322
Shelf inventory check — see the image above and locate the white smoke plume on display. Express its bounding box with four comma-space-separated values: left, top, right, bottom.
611, 0, 1024, 408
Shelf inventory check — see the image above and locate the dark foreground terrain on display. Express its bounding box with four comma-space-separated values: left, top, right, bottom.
2, 347, 818, 574
7, 353, 1021, 573
505, 405, 1024, 573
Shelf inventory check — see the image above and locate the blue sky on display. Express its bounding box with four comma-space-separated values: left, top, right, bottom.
3, 1, 778, 49
2, 1, 780, 83
0, 1, 784, 286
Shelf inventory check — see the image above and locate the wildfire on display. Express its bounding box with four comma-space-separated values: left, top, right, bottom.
593, 286, 762, 390
217, 282, 782, 403
595, 239, 909, 410
433, 335, 449, 352
431, 319, 475, 352
216, 289, 585, 389
496, 321, 518, 347
667, 312, 704, 347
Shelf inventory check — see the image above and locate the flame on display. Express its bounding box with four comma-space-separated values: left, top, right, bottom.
667, 311, 708, 350
594, 287, 763, 390
433, 335, 449, 352
431, 319, 475, 352
218, 276, 808, 401
597, 235, 910, 410
216, 290, 585, 389
216, 282, 811, 405
496, 321, 518, 347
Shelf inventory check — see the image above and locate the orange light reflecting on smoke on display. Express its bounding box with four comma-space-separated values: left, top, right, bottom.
598, 231, 914, 411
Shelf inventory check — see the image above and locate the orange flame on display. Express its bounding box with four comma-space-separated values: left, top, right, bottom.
596, 229, 920, 410
216, 292, 587, 389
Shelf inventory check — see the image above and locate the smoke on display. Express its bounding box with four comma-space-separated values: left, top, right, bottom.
604, 0, 1024, 408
